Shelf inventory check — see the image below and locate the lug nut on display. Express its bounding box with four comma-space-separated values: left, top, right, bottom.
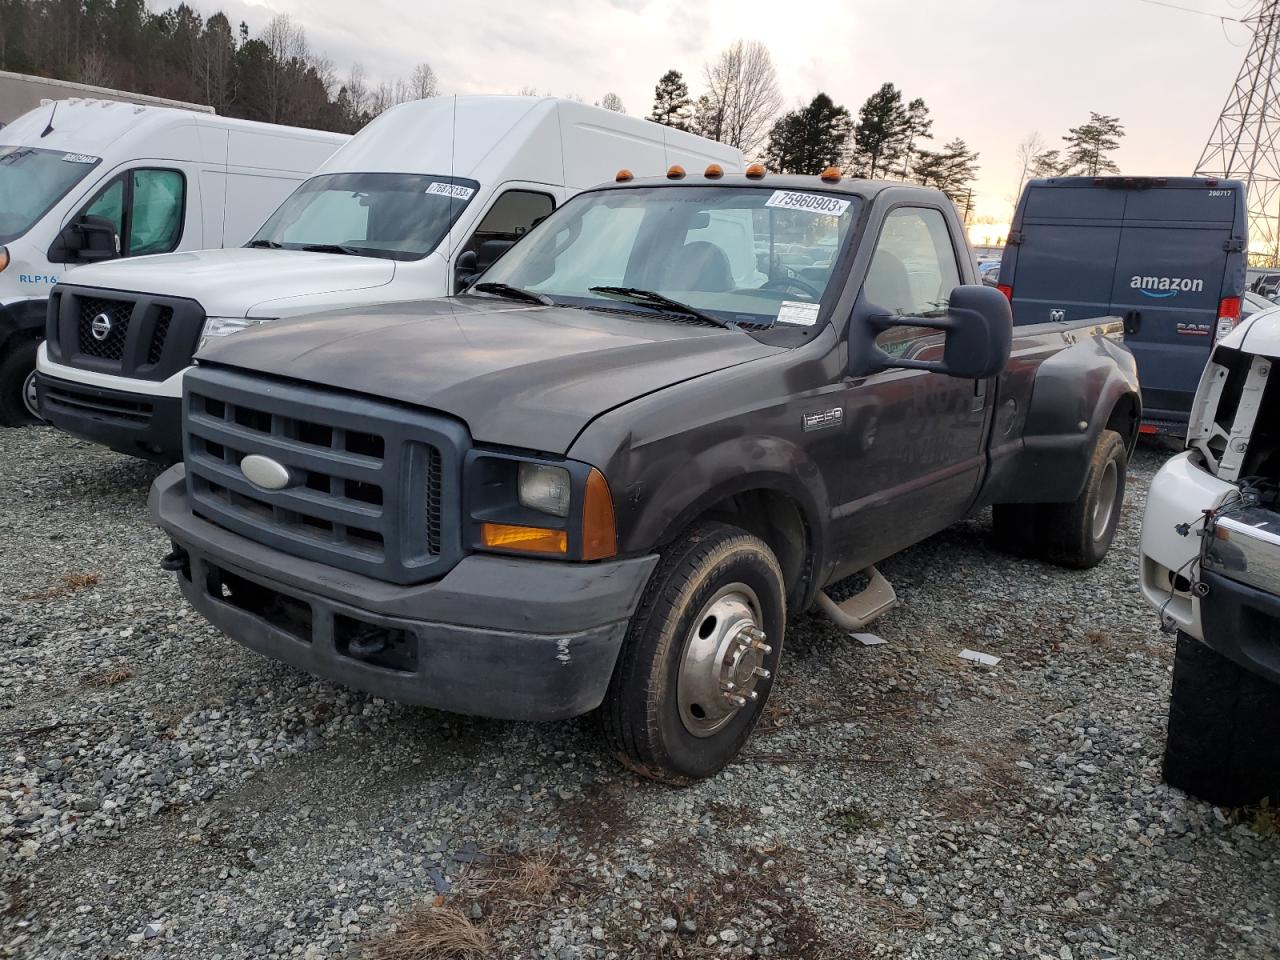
753, 667, 771, 679
752, 641, 772, 655
726, 693, 747, 707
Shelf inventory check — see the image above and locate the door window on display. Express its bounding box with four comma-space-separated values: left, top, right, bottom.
77, 167, 185, 257
864, 207, 961, 360
462, 189, 555, 259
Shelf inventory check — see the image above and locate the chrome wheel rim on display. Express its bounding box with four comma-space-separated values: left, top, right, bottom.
1092, 459, 1119, 541
677, 583, 770, 738
22, 368, 39, 419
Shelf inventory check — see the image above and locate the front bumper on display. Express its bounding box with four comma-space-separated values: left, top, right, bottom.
150, 465, 660, 721
1198, 571, 1280, 686
36, 371, 182, 462
1138, 451, 1238, 639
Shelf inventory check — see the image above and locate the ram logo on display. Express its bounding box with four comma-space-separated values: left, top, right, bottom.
1130, 275, 1205, 299
1049, 308, 1066, 322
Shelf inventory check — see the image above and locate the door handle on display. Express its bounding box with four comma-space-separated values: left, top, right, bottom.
1124, 310, 1142, 335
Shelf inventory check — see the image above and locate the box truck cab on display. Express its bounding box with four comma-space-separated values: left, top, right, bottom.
0, 99, 346, 424
35, 96, 744, 462
999, 176, 1247, 434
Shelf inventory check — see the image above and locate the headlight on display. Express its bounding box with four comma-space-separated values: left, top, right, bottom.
198, 316, 270, 351
518, 462, 571, 517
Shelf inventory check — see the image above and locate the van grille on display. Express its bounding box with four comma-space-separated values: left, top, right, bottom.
183, 367, 467, 584
46, 284, 205, 381
77, 297, 133, 360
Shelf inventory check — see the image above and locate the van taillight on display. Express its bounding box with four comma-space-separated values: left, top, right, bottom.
1215, 296, 1242, 342
997, 284, 1013, 302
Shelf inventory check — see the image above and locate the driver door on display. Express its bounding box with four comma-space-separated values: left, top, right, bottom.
832, 205, 992, 569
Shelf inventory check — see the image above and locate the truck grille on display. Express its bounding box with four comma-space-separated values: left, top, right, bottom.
183, 367, 467, 584
46, 286, 205, 381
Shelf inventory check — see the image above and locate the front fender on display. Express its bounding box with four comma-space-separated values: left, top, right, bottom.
0, 298, 48, 350
986, 326, 1140, 505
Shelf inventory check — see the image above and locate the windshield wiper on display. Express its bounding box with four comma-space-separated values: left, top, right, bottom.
588, 286, 735, 329
300, 242, 363, 256
247, 239, 281, 249
472, 282, 554, 306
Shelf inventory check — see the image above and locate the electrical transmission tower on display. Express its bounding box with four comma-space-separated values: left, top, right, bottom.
1196, 0, 1280, 265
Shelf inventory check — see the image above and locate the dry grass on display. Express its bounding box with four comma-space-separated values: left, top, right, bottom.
80, 665, 134, 688
364, 905, 494, 960
21, 571, 101, 600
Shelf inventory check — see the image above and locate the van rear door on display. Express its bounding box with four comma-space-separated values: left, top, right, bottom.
1109, 184, 1240, 426
1004, 185, 1126, 325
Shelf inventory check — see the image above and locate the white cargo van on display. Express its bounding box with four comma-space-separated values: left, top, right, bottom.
0, 99, 346, 424
35, 95, 744, 461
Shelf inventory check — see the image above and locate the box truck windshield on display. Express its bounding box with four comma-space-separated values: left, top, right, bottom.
0, 145, 101, 244
249, 172, 480, 261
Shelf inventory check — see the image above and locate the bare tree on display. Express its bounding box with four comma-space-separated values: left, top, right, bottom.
261, 13, 308, 123
516, 85, 544, 97
1014, 131, 1045, 197
597, 92, 625, 113
699, 40, 781, 154
408, 62, 439, 100
346, 62, 371, 117
78, 48, 112, 87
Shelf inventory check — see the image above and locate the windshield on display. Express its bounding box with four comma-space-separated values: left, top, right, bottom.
250, 172, 480, 261
0, 146, 101, 244
478, 185, 861, 328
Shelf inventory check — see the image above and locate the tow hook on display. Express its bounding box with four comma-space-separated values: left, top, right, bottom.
160, 545, 189, 574
347, 627, 388, 659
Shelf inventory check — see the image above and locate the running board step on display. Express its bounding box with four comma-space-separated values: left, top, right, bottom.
816, 567, 899, 631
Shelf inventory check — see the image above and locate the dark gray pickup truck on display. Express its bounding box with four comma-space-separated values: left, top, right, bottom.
149, 170, 1141, 783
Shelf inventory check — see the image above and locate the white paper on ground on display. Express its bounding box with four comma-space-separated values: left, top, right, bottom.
959, 648, 1001, 666
852, 633, 887, 646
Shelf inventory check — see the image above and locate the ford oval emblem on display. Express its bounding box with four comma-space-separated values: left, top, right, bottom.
90, 312, 113, 341
240, 454, 293, 491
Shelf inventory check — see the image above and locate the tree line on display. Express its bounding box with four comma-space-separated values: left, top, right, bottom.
1, 1, 1126, 212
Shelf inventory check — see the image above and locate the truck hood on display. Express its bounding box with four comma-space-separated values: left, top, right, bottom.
197, 296, 784, 452
62, 248, 396, 319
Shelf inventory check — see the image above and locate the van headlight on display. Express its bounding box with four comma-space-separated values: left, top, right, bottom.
198, 317, 270, 351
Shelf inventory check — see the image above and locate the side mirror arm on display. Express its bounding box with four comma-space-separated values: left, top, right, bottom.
863, 313, 953, 375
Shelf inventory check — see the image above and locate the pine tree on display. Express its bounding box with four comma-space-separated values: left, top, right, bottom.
897, 97, 932, 178
1062, 113, 1125, 176
649, 69, 692, 130
765, 93, 852, 174
849, 82, 908, 180
914, 138, 980, 202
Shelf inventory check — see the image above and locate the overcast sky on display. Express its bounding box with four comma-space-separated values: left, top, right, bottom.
204, 0, 1252, 224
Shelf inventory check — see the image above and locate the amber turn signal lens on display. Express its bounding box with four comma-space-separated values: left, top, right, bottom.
745, 162, 766, 180
581, 468, 617, 561
704, 163, 724, 179
819, 166, 842, 183
666, 165, 686, 180
481, 523, 567, 556
0, 247, 9, 273
615, 169, 634, 182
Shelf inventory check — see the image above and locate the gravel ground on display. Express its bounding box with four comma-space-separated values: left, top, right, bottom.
1, 427, 1276, 960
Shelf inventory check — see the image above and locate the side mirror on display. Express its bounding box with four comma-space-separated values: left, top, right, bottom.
851, 284, 1012, 380
49, 215, 120, 264
454, 239, 518, 293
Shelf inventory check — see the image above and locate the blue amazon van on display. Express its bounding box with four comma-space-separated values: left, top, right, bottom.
999, 176, 1248, 433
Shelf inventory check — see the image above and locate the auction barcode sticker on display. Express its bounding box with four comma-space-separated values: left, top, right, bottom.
425, 182, 476, 200
765, 191, 849, 216
777, 300, 820, 327
61, 153, 98, 164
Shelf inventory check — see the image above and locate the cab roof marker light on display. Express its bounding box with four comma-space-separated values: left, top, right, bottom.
820, 166, 842, 183
745, 163, 766, 180
704, 163, 724, 179
666, 165, 686, 180
615, 169, 634, 183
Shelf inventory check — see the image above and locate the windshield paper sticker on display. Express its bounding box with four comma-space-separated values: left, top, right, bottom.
765, 191, 849, 216
777, 300, 820, 327
61, 153, 98, 164
426, 182, 475, 200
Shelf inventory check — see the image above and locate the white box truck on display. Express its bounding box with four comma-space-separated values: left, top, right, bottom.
0, 69, 215, 123
0, 98, 347, 424
35, 96, 744, 461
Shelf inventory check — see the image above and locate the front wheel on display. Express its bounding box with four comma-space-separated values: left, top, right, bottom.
601, 522, 786, 784
0, 338, 41, 427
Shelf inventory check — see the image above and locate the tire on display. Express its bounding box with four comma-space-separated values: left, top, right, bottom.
991, 429, 1126, 570
1163, 631, 1280, 807
602, 521, 786, 785
0, 337, 41, 427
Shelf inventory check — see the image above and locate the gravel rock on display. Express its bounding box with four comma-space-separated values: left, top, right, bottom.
2, 428, 1277, 960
